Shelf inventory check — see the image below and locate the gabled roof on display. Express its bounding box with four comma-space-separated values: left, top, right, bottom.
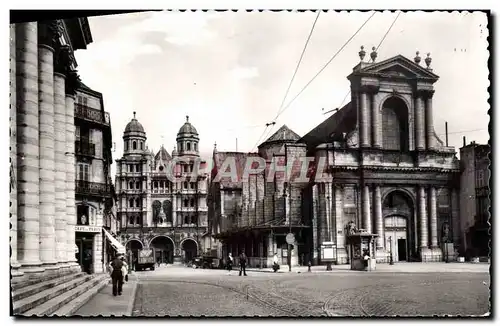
350, 54, 439, 82
299, 102, 357, 150
155, 145, 172, 162
259, 124, 301, 148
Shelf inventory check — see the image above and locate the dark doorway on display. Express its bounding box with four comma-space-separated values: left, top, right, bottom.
182, 239, 198, 263
150, 236, 174, 264
397, 239, 407, 261
76, 235, 93, 274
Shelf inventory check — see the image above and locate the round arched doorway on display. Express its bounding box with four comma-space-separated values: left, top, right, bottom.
181, 239, 198, 263
383, 190, 415, 262
126, 239, 143, 270
150, 236, 175, 265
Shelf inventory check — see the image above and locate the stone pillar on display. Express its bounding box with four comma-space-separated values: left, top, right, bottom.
359, 91, 370, 148
333, 185, 347, 264
93, 233, 103, 273
374, 186, 384, 249
325, 183, 332, 242
38, 22, 58, 267
54, 66, 67, 264
425, 91, 436, 150
65, 86, 78, 267
368, 87, 381, 148
362, 185, 371, 233
10, 24, 21, 272
16, 22, 43, 270
414, 92, 425, 150
418, 186, 428, 248
429, 186, 438, 248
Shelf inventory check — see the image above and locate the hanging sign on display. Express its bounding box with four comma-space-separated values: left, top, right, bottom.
75, 225, 102, 233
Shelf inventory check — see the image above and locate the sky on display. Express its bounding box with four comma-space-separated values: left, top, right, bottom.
73, 10, 490, 178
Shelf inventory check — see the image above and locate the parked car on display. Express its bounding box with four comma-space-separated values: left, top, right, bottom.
191, 256, 219, 269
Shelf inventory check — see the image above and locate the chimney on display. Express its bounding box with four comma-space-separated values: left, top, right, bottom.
463, 136, 466, 147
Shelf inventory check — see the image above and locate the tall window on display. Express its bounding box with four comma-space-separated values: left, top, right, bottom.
187, 142, 191, 151
129, 181, 134, 189
125, 142, 128, 151
184, 181, 188, 189
135, 198, 141, 207
140, 142, 143, 150
77, 95, 88, 106
190, 198, 195, 207
194, 143, 197, 151
129, 198, 134, 207
381, 97, 409, 151
77, 163, 90, 181
133, 141, 137, 150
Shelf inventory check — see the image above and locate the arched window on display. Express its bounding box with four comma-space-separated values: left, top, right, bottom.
194, 143, 197, 151
191, 215, 198, 225
125, 142, 128, 151
129, 198, 134, 207
184, 199, 189, 207
140, 142, 143, 150
187, 142, 191, 151
381, 97, 409, 151
184, 215, 190, 225
163, 200, 173, 223
152, 200, 162, 224
129, 181, 134, 189
184, 181, 188, 189
129, 216, 134, 225
136, 198, 141, 207
136, 181, 140, 189
137, 215, 143, 226
190, 198, 195, 207
179, 143, 184, 151
133, 141, 137, 150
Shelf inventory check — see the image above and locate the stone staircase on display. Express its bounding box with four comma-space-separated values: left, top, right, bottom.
12, 271, 110, 316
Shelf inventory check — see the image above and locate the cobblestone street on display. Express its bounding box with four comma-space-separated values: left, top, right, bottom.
132, 265, 490, 317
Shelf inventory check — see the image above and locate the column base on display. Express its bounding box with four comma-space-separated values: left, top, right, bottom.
173, 256, 183, 265
441, 243, 456, 262
419, 247, 433, 262
375, 248, 389, 263
335, 248, 348, 264
429, 246, 443, 262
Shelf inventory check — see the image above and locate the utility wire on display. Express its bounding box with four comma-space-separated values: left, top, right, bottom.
325, 11, 402, 115
273, 10, 321, 121
251, 11, 321, 152
274, 11, 376, 121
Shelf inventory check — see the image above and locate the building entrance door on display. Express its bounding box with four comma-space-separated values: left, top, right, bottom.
384, 216, 408, 262
76, 235, 94, 274
397, 238, 407, 261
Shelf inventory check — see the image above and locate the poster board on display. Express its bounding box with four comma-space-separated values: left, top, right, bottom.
321, 242, 336, 262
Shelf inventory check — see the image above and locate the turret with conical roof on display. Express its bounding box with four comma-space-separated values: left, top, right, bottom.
123, 111, 147, 156
176, 115, 200, 157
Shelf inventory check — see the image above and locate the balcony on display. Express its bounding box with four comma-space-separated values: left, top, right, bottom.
75, 180, 112, 198
75, 103, 110, 126
75, 140, 96, 157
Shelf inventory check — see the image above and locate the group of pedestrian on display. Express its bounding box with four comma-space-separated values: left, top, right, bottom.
226, 250, 248, 276
108, 253, 129, 297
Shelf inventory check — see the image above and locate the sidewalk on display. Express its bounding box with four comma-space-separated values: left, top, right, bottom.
74, 273, 138, 316
246, 262, 490, 274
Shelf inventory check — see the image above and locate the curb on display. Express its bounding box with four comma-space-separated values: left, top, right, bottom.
126, 275, 139, 316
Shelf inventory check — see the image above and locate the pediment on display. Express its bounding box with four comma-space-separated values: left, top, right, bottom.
359, 55, 439, 81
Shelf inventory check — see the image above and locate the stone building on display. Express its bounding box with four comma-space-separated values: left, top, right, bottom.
459, 140, 490, 259
74, 83, 119, 274
115, 115, 210, 265
10, 19, 94, 281
210, 49, 462, 267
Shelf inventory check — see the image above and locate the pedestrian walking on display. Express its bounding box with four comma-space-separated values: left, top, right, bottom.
272, 253, 280, 272
238, 250, 247, 276
227, 253, 233, 275
110, 254, 124, 296
121, 255, 129, 283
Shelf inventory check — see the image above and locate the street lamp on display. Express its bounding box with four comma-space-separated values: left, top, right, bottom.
284, 183, 292, 272
444, 236, 449, 263
389, 236, 394, 265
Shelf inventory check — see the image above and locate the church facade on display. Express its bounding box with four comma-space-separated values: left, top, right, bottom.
115, 115, 210, 265
209, 49, 461, 266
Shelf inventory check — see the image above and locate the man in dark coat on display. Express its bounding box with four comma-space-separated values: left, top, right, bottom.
238, 250, 247, 276
110, 254, 124, 296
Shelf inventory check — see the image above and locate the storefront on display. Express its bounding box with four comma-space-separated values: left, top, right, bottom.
75, 225, 102, 274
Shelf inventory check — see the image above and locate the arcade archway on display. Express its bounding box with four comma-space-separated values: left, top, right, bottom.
150, 236, 175, 264
381, 96, 410, 151
125, 239, 143, 270
181, 239, 198, 263
383, 190, 415, 262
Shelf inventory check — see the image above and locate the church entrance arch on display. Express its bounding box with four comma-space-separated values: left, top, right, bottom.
181, 238, 198, 263
150, 236, 175, 264
382, 190, 415, 262
125, 239, 143, 270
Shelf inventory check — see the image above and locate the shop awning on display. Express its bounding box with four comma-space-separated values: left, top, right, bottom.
103, 228, 126, 254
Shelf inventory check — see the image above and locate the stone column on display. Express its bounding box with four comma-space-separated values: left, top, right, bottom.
418, 186, 428, 248
325, 183, 332, 242
38, 22, 58, 267
10, 24, 21, 271
429, 186, 438, 248
65, 75, 78, 267
333, 185, 347, 264
414, 92, 425, 150
54, 48, 67, 264
374, 186, 384, 249
93, 233, 103, 273
369, 87, 381, 148
425, 91, 436, 150
16, 22, 43, 270
362, 185, 371, 233
359, 90, 370, 148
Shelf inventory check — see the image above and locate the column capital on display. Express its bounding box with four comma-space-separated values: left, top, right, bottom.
65, 70, 81, 95
54, 44, 71, 75
37, 20, 63, 48
414, 89, 435, 100
359, 85, 380, 94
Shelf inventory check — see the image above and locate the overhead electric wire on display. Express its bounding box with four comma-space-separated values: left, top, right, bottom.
325, 11, 402, 115
250, 11, 321, 152
274, 11, 377, 121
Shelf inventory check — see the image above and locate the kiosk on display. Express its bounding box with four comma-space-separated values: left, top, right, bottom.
347, 228, 378, 271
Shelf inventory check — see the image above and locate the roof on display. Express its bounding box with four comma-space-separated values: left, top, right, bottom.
124, 112, 145, 134
178, 115, 198, 136
155, 146, 172, 162
259, 125, 301, 148
299, 102, 357, 150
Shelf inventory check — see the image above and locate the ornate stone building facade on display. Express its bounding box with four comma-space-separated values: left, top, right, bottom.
115, 115, 210, 265
210, 50, 461, 267
10, 19, 93, 282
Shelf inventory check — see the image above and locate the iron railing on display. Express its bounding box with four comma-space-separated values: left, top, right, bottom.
75, 180, 112, 197
75, 140, 96, 156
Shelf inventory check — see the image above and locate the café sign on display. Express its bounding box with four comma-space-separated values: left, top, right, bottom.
75, 225, 101, 233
